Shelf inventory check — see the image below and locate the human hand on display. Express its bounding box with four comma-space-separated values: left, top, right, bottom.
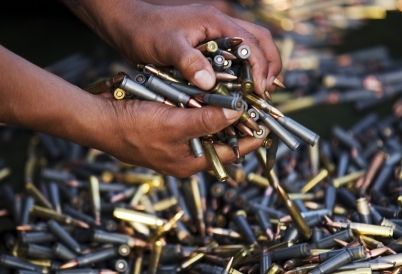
96, 97, 264, 177
64, 1, 281, 95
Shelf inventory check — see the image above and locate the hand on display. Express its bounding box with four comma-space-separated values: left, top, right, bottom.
100, 98, 264, 177
64, 1, 282, 94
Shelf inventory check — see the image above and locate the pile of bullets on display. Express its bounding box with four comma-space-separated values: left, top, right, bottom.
235, 0, 400, 46
1, 102, 402, 273
225, 0, 402, 113
274, 45, 402, 114
0, 4, 402, 272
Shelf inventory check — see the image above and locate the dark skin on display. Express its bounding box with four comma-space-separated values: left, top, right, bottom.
0, 0, 281, 178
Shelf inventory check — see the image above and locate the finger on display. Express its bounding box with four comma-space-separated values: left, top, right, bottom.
163, 36, 217, 90
208, 17, 269, 95
190, 135, 264, 173
165, 105, 243, 139
234, 19, 282, 93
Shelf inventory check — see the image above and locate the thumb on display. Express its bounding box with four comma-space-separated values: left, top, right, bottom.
168, 38, 216, 90
177, 106, 242, 139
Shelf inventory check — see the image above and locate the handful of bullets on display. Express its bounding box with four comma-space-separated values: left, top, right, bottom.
84, 37, 319, 182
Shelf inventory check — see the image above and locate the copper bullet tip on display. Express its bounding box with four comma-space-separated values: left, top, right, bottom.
16, 225, 30, 231
225, 256, 234, 271
229, 37, 244, 47
60, 260, 78, 269
144, 65, 158, 74
264, 90, 272, 101
265, 228, 274, 241
323, 215, 333, 224
368, 246, 388, 258
233, 146, 240, 159
112, 75, 125, 85
73, 219, 90, 229
192, 93, 204, 103
215, 72, 238, 81
163, 99, 176, 107
273, 78, 286, 89
188, 98, 203, 108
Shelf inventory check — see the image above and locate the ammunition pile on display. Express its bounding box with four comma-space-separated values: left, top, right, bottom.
1, 3, 402, 272
1, 85, 402, 274
226, 1, 402, 114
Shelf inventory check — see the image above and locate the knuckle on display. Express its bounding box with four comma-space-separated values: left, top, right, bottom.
200, 108, 218, 134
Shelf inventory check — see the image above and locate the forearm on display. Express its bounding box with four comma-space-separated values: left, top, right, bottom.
0, 45, 112, 148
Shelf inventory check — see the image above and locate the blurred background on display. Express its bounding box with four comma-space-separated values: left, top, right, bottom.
1, 0, 402, 189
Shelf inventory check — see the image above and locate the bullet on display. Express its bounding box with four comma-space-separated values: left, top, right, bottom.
148, 240, 163, 274
213, 37, 243, 49
89, 176, 101, 225
215, 71, 238, 81
53, 242, 77, 261
310, 229, 354, 249
247, 107, 259, 121
232, 210, 258, 247
84, 75, 125, 95
193, 93, 246, 111
240, 61, 254, 93
119, 76, 175, 106
113, 208, 165, 226
176, 252, 205, 272
47, 219, 82, 254
308, 248, 366, 274
336, 260, 394, 271
0, 253, 43, 272
300, 169, 329, 193
113, 88, 126, 99
146, 75, 201, 108
276, 184, 312, 239
356, 197, 372, 224
234, 45, 251, 60
56, 270, 119, 274
30, 205, 89, 228
270, 243, 311, 261
254, 107, 300, 151
25, 182, 53, 210
220, 82, 242, 91
202, 137, 228, 182
60, 245, 129, 269
358, 151, 387, 195
196, 41, 219, 53
212, 54, 225, 72
88, 228, 147, 247
224, 127, 240, 158
276, 116, 320, 147
273, 78, 286, 89
144, 65, 182, 83
332, 170, 365, 188
326, 219, 393, 237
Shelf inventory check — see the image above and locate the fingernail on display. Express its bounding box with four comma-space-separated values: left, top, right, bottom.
269, 76, 275, 87
222, 108, 240, 120
194, 70, 215, 89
